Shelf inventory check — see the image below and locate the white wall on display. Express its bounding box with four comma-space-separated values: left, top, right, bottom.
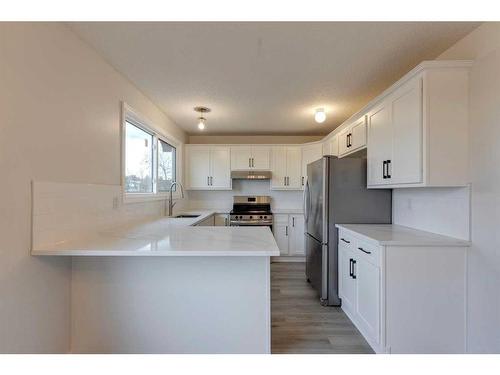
187, 180, 303, 211
393, 187, 471, 241
0, 23, 186, 353
392, 22, 500, 353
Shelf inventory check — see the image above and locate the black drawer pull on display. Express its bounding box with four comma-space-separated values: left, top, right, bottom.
349, 258, 353, 278
341, 238, 350, 244
358, 247, 372, 254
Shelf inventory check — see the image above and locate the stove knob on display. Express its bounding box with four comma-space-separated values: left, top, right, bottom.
239, 216, 243, 219
264, 216, 267, 219
250, 216, 253, 219
260, 216, 263, 219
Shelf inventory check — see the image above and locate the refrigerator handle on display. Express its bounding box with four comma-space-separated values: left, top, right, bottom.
303, 180, 310, 223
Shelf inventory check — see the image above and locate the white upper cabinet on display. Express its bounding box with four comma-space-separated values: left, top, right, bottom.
301, 143, 323, 188
231, 146, 270, 170
185, 145, 231, 190
271, 146, 302, 190
367, 62, 471, 188
186, 146, 211, 189
338, 116, 367, 157
323, 134, 339, 157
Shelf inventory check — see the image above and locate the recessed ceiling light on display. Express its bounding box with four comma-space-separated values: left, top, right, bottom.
314, 108, 326, 123
194, 106, 211, 131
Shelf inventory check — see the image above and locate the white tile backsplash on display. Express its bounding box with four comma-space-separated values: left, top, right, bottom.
392, 186, 471, 241
187, 180, 303, 212
32, 181, 168, 248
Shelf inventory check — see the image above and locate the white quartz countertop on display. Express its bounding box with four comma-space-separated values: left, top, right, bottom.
336, 224, 470, 247
32, 211, 280, 257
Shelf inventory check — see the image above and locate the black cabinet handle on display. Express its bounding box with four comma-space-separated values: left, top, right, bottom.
292, 217, 295, 227
349, 258, 353, 278
285, 226, 288, 236
387, 160, 391, 178
383, 160, 387, 179
302, 176, 304, 186
352, 260, 357, 279
341, 238, 350, 244
358, 247, 372, 254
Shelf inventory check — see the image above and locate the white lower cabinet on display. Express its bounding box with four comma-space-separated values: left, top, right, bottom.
337, 225, 468, 354
273, 213, 305, 257
273, 215, 289, 255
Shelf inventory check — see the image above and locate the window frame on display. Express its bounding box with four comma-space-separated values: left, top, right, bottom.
121, 102, 182, 203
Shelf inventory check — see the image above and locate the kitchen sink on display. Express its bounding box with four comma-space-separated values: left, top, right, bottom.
173, 214, 200, 218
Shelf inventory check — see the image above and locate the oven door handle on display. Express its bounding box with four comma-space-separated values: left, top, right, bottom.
230, 220, 273, 226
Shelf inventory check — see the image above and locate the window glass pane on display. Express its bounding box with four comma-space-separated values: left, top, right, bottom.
158, 139, 176, 192
125, 121, 153, 193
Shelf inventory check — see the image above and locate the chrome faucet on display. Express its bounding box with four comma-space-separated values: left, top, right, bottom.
166, 181, 185, 216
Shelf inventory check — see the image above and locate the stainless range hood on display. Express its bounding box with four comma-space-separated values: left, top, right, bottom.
231, 170, 272, 180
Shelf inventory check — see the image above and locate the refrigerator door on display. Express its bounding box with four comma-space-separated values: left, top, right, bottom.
305, 233, 328, 301
306, 157, 328, 243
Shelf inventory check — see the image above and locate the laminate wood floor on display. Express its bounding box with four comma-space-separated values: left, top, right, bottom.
271, 262, 374, 354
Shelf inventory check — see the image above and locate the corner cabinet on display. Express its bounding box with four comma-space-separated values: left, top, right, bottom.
367, 62, 471, 188
271, 147, 302, 190
337, 225, 468, 354
185, 145, 232, 190
301, 144, 323, 188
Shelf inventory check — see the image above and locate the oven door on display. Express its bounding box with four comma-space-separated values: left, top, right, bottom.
230, 220, 273, 232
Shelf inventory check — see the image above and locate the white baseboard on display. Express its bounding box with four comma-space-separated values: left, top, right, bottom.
271, 256, 305, 263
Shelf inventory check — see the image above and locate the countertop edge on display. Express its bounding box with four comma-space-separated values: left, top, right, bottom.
335, 224, 471, 247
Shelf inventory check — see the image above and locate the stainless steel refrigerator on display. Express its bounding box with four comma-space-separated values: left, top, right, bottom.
304, 156, 392, 306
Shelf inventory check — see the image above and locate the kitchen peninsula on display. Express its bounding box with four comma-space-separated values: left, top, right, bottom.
32, 212, 279, 353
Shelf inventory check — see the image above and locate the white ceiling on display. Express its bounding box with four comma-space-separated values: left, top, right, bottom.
70, 22, 479, 136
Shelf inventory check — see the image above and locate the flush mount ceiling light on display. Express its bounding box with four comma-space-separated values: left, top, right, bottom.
314, 108, 326, 123
194, 106, 211, 131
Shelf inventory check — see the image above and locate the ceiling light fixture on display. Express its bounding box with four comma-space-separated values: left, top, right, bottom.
197, 117, 206, 130
314, 108, 326, 123
194, 106, 211, 131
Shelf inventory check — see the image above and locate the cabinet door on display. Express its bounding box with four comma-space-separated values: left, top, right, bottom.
367, 103, 392, 186
338, 127, 350, 156
210, 147, 231, 189
214, 214, 229, 226
289, 215, 305, 256
230, 146, 253, 170
351, 116, 367, 151
271, 147, 287, 189
339, 245, 357, 312
391, 77, 423, 185
356, 257, 380, 344
251, 146, 271, 170
301, 144, 323, 188
329, 135, 339, 156
186, 146, 211, 189
286, 147, 302, 189
273, 221, 289, 255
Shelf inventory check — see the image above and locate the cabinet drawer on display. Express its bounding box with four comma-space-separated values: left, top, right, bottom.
354, 239, 380, 267
338, 230, 355, 250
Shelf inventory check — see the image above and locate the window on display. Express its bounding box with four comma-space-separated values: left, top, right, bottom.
125, 121, 154, 193
158, 139, 176, 192
123, 104, 179, 199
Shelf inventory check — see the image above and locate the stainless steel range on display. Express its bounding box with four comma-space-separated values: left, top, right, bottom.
230, 196, 273, 229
